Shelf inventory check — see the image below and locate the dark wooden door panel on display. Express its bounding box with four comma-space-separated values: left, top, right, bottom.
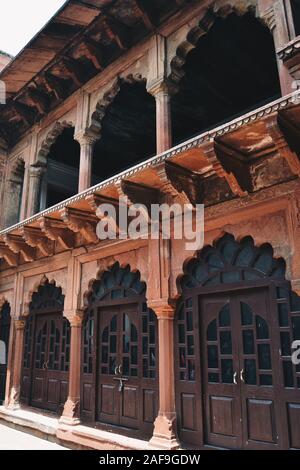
245, 398, 277, 445
0, 303, 11, 403
286, 403, 300, 449
201, 295, 243, 449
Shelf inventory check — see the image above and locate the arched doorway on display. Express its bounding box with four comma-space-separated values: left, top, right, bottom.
81, 263, 158, 437
170, 11, 281, 145
91, 79, 156, 183
20, 281, 70, 413
175, 233, 300, 449
0, 302, 11, 403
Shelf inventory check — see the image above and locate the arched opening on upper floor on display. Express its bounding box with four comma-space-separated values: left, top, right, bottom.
41, 127, 80, 209
170, 11, 281, 145
91, 80, 156, 183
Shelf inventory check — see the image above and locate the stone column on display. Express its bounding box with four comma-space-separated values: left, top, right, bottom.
75, 132, 98, 193
60, 311, 84, 425
259, 0, 294, 95
148, 80, 173, 154
148, 302, 180, 450
19, 164, 29, 221
8, 319, 26, 409
26, 165, 46, 217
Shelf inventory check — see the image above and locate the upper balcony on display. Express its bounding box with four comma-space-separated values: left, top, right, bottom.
0, 89, 300, 269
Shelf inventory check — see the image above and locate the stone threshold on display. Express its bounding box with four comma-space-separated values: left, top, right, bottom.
0, 406, 150, 450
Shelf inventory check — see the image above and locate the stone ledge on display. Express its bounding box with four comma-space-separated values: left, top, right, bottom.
0, 406, 152, 450
57, 423, 149, 451
0, 406, 58, 437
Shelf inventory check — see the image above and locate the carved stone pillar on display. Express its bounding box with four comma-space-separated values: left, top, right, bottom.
26, 165, 46, 217
75, 132, 98, 193
8, 319, 26, 409
60, 311, 84, 425
259, 1, 295, 95
148, 302, 180, 450
19, 164, 29, 222
148, 80, 172, 154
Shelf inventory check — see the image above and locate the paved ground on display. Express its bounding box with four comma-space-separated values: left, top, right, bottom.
0, 423, 68, 450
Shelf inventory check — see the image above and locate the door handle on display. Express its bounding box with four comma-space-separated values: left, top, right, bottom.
114, 365, 119, 376
240, 369, 245, 383
233, 371, 237, 384
43, 361, 49, 370
113, 377, 128, 392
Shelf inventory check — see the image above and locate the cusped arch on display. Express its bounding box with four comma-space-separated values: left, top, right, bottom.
89, 74, 147, 136
178, 233, 286, 292
37, 120, 74, 165
168, 0, 265, 90
23, 275, 65, 316
84, 261, 146, 307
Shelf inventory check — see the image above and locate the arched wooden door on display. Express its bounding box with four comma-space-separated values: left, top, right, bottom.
0, 303, 11, 403
175, 234, 300, 449
21, 282, 70, 413
81, 263, 158, 437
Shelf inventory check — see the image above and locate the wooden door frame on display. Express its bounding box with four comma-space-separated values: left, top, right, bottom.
81, 295, 159, 438
175, 278, 291, 448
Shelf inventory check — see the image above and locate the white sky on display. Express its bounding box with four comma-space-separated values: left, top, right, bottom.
0, 1, 67, 56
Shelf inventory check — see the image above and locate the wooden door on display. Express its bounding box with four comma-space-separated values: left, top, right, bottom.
97, 305, 140, 429
201, 295, 243, 449
201, 288, 281, 449
0, 304, 11, 403
31, 314, 70, 412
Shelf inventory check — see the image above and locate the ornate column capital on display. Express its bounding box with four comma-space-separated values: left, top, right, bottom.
147, 79, 177, 98
64, 309, 84, 327
74, 130, 99, 147
29, 164, 46, 179
148, 300, 176, 320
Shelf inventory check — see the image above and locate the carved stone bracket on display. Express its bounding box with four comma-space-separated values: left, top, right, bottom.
165, 160, 204, 205
60, 207, 98, 245
3, 234, 35, 262
0, 241, 18, 266
39, 217, 75, 250
266, 115, 300, 177
203, 140, 249, 196
21, 226, 54, 257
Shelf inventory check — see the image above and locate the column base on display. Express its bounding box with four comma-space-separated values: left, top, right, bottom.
60, 398, 81, 426
7, 387, 21, 410
148, 414, 181, 450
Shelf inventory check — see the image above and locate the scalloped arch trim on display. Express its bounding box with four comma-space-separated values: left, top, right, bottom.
86, 262, 146, 305
180, 233, 286, 291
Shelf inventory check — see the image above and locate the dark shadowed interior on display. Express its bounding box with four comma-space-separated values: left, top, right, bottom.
171, 12, 281, 145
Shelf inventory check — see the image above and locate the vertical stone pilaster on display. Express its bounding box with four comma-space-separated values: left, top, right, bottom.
148, 302, 180, 450
148, 80, 173, 154
60, 310, 84, 425
8, 319, 26, 409
75, 132, 98, 193
26, 165, 46, 217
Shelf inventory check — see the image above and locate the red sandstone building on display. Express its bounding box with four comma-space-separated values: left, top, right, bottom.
0, 0, 300, 450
